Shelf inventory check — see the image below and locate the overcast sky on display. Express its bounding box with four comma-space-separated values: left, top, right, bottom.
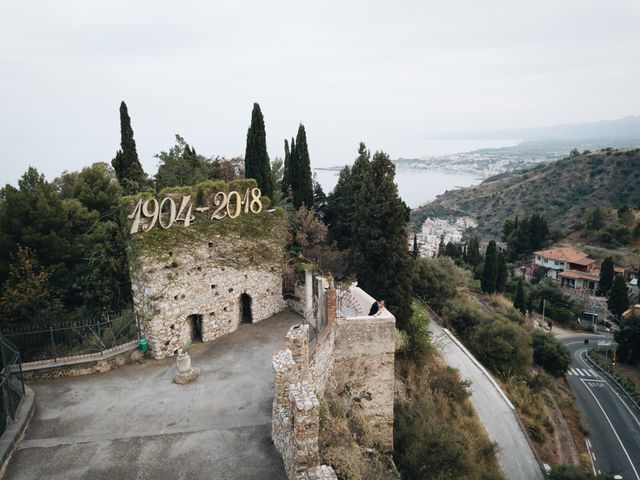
1, 0, 639, 186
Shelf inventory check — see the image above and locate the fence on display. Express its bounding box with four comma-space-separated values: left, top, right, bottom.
1, 309, 138, 363
0, 336, 25, 437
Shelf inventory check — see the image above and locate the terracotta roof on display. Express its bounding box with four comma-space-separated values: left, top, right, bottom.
559, 270, 599, 281
534, 247, 589, 263
569, 257, 598, 267
614, 266, 626, 273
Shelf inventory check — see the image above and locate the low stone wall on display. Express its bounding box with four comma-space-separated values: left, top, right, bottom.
22, 342, 144, 381
272, 285, 395, 478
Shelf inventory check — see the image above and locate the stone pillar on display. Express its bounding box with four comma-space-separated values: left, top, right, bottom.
325, 287, 336, 327
286, 324, 309, 373
289, 381, 320, 477
304, 269, 313, 325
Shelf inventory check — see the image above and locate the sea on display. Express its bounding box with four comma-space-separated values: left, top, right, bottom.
313, 139, 519, 209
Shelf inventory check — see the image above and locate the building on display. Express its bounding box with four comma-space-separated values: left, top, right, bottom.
533, 247, 598, 279
558, 270, 600, 292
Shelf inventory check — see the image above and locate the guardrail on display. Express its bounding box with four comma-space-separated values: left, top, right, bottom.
0, 336, 25, 437
585, 349, 640, 414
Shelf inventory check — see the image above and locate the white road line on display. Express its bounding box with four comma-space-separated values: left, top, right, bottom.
576, 368, 586, 376
570, 368, 579, 376
583, 368, 593, 377
588, 368, 599, 378
585, 438, 597, 476
606, 382, 640, 429
580, 378, 640, 480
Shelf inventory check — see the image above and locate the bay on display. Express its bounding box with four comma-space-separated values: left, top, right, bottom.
313, 167, 481, 209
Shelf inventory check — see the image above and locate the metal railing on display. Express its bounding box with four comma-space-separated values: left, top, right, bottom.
0, 336, 25, 436
336, 289, 362, 318
1, 309, 138, 363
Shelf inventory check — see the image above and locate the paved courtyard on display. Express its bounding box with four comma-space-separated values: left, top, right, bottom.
5, 311, 301, 480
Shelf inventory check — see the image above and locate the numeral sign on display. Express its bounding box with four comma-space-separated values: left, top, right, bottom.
128, 189, 262, 235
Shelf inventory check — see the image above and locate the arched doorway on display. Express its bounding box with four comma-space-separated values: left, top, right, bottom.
185, 314, 203, 342
240, 293, 252, 324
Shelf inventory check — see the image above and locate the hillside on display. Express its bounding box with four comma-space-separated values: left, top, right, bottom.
412, 148, 640, 238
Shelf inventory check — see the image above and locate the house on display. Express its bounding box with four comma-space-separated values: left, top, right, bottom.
533, 247, 598, 279
559, 270, 599, 292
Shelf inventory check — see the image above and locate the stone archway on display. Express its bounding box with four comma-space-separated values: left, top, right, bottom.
240, 293, 252, 324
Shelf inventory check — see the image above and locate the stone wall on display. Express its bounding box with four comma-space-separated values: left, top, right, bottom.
272, 284, 395, 478
128, 209, 289, 359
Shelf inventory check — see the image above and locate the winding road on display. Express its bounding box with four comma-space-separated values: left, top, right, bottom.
559, 333, 640, 479
429, 321, 544, 480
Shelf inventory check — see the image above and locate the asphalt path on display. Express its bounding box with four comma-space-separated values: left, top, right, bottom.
429, 321, 544, 480
560, 334, 640, 479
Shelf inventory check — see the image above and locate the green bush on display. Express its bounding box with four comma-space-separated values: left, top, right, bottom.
548, 464, 613, 479
470, 319, 533, 378
531, 330, 571, 377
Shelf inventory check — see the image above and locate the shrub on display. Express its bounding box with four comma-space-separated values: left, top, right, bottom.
531, 330, 571, 377
470, 319, 533, 378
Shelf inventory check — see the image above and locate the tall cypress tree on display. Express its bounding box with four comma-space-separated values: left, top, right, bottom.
607, 274, 629, 318
481, 240, 498, 293
598, 257, 615, 296
290, 124, 313, 209
112, 101, 146, 192
351, 150, 412, 328
282, 139, 291, 196
496, 252, 508, 292
514, 278, 526, 315
412, 234, 419, 258
244, 103, 274, 198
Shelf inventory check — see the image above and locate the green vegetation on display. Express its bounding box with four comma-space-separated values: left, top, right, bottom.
0, 165, 132, 325
513, 279, 526, 315
531, 331, 572, 377
289, 124, 314, 209
244, 103, 274, 198
155, 135, 210, 190
597, 257, 614, 295
548, 465, 613, 480
392, 304, 504, 480
111, 101, 147, 194
607, 274, 630, 318
412, 149, 640, 239
615, 316, 640, 367
501, 214, 550, 260
589, 349, 640, 405
350, 151, 413, 328
481, 240, 498, 294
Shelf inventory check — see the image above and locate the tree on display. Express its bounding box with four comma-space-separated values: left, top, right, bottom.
614, 316, 640, 366
481, 241, 498, 294
412, 234, 419, 258
282, 139, 291, 196
111, 101, 146, 193
513, 279, 526, 315
586, 207, 606, 231
312, 176, 327, 218
444, 241, 460, 259
471, 319, 533, 377
496, 252, 508, 292
607, 274, 629, 318
271, 156, 284, 194
325, 143, 371, 251
72, 163, 121, 215
598, 257, 615, 296
155, 135, 209, 189
244, 103, 273, 198
0, 247, 64, 325
413, 257, 464, 313
437, 237, 445, 257
531, 330, 571, 377
466, 236, 482, 267
351, 150, 413, 328
529, 214, 549, 251
290, 124, 313, 209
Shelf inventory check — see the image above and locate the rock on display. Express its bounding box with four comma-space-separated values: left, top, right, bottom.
130, 350, 144, 362
96, 361, 111, 373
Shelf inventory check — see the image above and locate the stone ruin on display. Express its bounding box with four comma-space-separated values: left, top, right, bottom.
272, 283, 396, 479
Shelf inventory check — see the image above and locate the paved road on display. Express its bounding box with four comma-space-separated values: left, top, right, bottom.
560, 334, 640, 479
4, 311, 300, 480
429, 321, 544, 480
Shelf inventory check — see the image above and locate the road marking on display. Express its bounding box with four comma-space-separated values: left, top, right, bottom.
585, 438, 597, 476
580, 378, 640, 480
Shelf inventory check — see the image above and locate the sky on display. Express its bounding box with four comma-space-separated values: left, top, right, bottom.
1, 0, 640, 187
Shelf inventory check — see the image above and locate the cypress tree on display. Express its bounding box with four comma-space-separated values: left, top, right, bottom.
112, 101, 146, 192
466, 236, 482, 267
514, 278, 526, 315
412, 234, 419, 258
291, 124, 313, 209
607, 274, 629, 318
437, 237, 445, 257
326, 143, 371, 251
288, 138, 298, 199
598, 257, 615, 296
282, 139, 291, 196
351, 150, 412, 328
481, 240, 498, 293
244, 103, 274, 198
496, 252, 508, 292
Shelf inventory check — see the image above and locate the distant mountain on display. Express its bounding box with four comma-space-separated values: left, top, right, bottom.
411, 148, 640, 238
435, 115, 640, 141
